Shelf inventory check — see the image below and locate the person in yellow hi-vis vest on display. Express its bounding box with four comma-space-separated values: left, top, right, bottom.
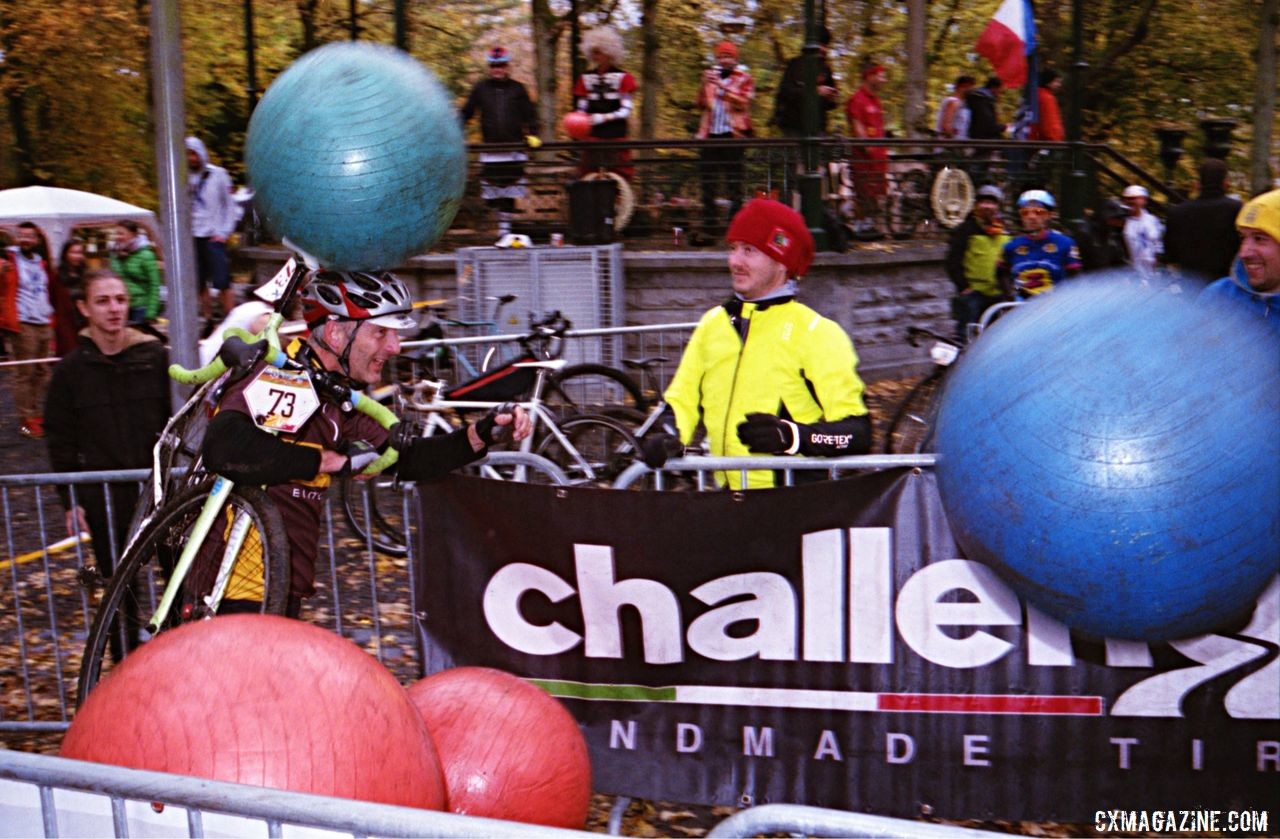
643, 199, 871, 489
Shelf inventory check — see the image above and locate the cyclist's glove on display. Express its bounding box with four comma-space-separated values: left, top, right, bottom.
387, 419, 419, 455
340, 440, 381, 476
737, 413, 801, 455
474, 402, 517, 446
640, 433, 683, 469
217, 335, 267, 371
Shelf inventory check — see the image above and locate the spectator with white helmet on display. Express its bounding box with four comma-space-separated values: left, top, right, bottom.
1120, 184, 1164, 278
641, 199, 871, 489
998, 189, 1081, 299
1200, 188, 1280, 339
945, 184, 1011, 339
200, 267, 531, 616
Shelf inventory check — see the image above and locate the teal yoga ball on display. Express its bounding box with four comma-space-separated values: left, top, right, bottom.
934, 276, 1280, 641
245, 42, 466, 270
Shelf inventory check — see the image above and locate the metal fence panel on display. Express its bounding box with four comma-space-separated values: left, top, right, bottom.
0, 750, 594, 839
456, 244, 625, 366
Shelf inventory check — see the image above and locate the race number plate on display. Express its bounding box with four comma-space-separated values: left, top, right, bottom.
244, 366, 320, 433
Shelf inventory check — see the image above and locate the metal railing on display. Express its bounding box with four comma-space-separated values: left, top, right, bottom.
0, 749, 593, 838
0, 453, 568, 736
235, 137, 1159, 250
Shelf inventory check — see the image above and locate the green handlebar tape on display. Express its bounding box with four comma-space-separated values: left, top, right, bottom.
349, 390, 402, 476
169, 357, 227, 385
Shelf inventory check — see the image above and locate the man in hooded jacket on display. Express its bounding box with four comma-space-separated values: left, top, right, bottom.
186, 136, 238, 324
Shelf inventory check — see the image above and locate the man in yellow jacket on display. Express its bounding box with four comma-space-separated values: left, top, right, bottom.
645, 199, 871, 488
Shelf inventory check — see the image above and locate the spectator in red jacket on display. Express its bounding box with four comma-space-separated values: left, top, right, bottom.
1028, 69, 1064, 143
846, 64, 890, 240
0, 221, 68, 438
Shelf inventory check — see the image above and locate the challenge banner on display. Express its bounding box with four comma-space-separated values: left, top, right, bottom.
414, 471, 1278, 822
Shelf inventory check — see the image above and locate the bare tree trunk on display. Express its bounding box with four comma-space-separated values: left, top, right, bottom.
639, 0, 659, 139
903, 0, 926, 137
531, 0, 561, 142
297, 0, 319, 52
1250, 0, 1278, 195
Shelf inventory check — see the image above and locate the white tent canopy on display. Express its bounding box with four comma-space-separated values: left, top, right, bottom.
0, 186, 159, 266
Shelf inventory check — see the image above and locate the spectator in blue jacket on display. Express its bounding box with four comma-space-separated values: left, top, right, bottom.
1201, 189, 1280, 339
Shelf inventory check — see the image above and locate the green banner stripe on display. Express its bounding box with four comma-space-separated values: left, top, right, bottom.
529, 679, 677, 702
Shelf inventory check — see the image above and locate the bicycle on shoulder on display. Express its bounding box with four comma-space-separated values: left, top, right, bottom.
77, 256, 525, 705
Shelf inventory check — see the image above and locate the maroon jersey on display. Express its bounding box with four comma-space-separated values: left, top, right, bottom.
215, 363, 387, 598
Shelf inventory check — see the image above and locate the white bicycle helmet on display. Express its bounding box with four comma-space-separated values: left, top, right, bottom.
301, 269, 416, 331
1017, 189, 1056, 210
975, 184, 1004, 202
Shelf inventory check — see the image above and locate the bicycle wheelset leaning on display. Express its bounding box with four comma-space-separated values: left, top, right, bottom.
881, 368, 946, 454
536, 412, 640, 486
77, 479, 290, 706
545, 363, 648, 416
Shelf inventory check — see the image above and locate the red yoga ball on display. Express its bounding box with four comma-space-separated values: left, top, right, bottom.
407, 667, 592, 828
562, 110, 593, 141
62, 615, 446, 810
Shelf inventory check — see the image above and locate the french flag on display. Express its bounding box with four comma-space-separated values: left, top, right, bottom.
975, 0, 1037, 87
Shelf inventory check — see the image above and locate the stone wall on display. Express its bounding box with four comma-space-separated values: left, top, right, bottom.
239, 242, 952, 382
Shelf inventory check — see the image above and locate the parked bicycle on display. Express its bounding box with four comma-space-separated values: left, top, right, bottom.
77, 258, 404, 705
881, 301, 1022, 454
342, 311, 640, 555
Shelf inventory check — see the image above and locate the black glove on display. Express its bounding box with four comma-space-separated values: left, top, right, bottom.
216, 335, 267, 370
474, 402, 517, 446
737, 413, 800, 455
639, 433, 683, 469
387, 419, 419, 454
340, 440, 380, 475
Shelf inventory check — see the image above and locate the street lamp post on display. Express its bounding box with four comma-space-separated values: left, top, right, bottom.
243, 0, 257, 122
1060, 0, 1089, 234
799, 0, 829, 250
1154, 125, 1188, 196
1199, 118, 1237, 160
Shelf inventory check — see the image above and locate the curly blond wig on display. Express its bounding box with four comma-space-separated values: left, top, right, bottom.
581, 27, 625, 65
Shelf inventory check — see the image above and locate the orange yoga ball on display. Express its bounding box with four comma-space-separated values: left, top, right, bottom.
62, 615, 446, 810
407, 667, 592, 828
562, 110, 593, 141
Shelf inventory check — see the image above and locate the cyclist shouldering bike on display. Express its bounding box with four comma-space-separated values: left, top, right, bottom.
201, 268, 531, 616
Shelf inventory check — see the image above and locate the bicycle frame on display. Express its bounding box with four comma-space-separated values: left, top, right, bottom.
406, 359, 618, 483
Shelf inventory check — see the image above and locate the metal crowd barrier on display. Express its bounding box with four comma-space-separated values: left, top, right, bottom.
706, 803, 1001, 838
0, 453, 567, 736
0, 749, 592, 838
2, 454, 1002, 839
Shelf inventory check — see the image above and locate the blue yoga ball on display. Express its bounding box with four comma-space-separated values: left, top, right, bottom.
934, 276, 1280, 641
245, 42, 465, 271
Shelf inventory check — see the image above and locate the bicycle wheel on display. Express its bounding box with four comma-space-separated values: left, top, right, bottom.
340, 475, 409, 557
882, 368, 946, 454
535, 413, 640, 486
77, 480, 289, 706
545, 364, 649, 416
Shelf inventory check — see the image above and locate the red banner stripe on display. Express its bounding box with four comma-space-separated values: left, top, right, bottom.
877, 693, 1103, 715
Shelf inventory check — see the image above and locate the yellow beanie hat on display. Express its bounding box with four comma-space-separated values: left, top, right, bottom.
1236, 188, 1280, 243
